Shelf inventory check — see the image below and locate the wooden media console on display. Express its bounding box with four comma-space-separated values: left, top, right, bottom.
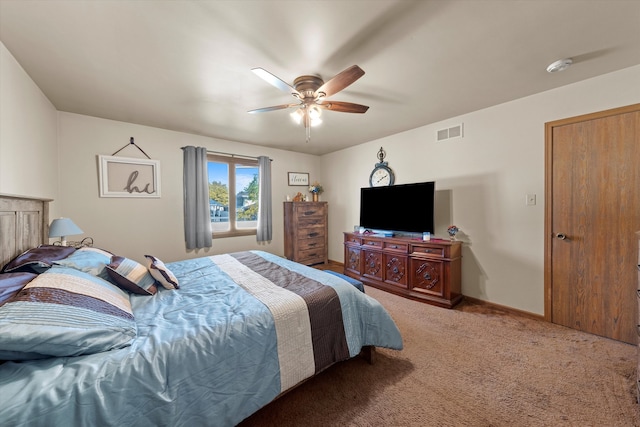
343, 232, 462, 308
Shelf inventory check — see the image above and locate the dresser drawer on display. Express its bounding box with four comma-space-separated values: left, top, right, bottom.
411, 245, 445, 258
295, 204, 326, 217
297, 227, 325, 240
298, 216, 325, 229
345, 235, 362, 245
298, 236, 325, 251
384, 241, 408, 253
362, 239, 383, 249
297, 248, 326, 265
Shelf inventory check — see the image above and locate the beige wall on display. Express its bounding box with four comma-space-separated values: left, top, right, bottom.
0, 42, 59, 212
4, 38, 640, 316
57, 112, 321, 264
321, 65, 640, 315
1, 41, 322, 265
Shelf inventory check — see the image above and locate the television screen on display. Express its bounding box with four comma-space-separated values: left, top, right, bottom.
359, 182, 435, 234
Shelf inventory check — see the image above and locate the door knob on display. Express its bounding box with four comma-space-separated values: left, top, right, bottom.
555, 233, 567, 240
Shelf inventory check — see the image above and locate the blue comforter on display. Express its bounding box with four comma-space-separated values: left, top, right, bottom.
0, 251, 402, 426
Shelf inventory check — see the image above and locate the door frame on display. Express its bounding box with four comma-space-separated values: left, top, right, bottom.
544, 103, 640, 321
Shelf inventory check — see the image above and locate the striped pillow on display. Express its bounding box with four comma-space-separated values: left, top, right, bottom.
0, 266, 136, 360
106, 256, 157, 295
144, 255, 179, 290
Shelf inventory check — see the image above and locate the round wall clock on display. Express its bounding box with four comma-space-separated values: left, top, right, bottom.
369, 147, 395, 187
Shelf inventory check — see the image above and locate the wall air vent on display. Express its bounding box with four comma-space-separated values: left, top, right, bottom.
436, 123, 464, 142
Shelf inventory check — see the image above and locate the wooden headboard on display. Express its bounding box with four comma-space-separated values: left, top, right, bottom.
0, 193, 52, 269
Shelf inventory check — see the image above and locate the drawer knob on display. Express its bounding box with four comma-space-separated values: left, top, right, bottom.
424, 249, 432, 253
390, 245, 398, 249
308, 232, 318, 238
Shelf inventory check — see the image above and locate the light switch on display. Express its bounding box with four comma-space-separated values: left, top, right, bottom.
526, 194, 536, 206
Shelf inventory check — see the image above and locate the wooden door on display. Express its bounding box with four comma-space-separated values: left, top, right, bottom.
545, 104, 640, 344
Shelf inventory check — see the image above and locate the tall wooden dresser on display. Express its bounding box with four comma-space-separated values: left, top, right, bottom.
283, 201, 328, 266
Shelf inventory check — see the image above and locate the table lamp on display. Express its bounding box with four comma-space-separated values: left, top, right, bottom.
49, 218, 83, 246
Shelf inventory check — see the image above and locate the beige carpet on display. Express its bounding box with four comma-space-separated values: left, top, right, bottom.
239, 285, 639, 426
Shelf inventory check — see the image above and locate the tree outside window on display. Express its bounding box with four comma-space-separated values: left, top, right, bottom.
207, 155, 259, 237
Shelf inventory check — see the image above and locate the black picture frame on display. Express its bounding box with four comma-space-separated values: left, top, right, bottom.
288, 172, 309, 186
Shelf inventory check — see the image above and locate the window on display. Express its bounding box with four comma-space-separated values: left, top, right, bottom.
207, 154, 259, 238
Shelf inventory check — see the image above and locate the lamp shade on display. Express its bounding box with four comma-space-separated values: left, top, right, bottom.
49, 218, 83, 238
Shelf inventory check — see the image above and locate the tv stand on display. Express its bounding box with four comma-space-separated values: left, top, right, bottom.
343, 232, 462, 308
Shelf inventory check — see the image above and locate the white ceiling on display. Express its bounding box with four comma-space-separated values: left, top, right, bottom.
1, 0, 639, 155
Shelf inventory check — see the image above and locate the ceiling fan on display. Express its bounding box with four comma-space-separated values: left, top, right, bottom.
248, 65, 369, 143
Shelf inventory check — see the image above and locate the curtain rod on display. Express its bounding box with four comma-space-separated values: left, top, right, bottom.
181, 147, 273, 162
207, 150, 273, 162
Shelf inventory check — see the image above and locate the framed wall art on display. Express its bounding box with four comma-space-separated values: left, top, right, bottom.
98, 155, 161, 198
288, 172, 309, 186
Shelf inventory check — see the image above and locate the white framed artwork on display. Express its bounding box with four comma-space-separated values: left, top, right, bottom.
98, 155, 161, 198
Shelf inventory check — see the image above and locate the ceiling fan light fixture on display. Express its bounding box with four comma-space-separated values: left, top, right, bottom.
290, 109, 304, 124
250, 65, 368, 143
291, 106, 322, 127
308, 105, 322, 120
546, 58, 573, 73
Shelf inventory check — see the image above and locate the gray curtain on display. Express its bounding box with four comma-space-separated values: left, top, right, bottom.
182, 146, 212, 249
256, 155, 272, 242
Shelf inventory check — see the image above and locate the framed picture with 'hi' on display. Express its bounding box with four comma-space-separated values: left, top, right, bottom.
98, 155, 161, 198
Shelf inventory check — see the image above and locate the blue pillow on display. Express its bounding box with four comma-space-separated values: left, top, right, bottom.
0, 266, 136, 360
54, 247, 113, 279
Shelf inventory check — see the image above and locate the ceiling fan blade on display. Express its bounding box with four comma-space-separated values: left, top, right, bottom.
315, 65, 365, 98
251, 68, 300, 98
317, 101, 369, 114
248, 104, 299, 114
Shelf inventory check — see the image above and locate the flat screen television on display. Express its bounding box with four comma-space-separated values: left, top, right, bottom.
359, 181, 435, 234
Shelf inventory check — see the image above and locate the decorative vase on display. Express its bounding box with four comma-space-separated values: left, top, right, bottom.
312, 193, 319, 202
447, 226, 459, 241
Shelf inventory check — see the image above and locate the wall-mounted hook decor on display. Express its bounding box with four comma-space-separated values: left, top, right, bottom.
112, 137, 151, 159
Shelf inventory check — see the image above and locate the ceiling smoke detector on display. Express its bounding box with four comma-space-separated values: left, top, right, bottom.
546, 58, 573, 73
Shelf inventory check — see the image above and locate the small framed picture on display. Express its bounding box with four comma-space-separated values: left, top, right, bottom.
98, 155, 161, 198
288, 172, 309, 186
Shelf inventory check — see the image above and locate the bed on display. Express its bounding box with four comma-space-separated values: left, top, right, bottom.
0, 194, 403, 426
